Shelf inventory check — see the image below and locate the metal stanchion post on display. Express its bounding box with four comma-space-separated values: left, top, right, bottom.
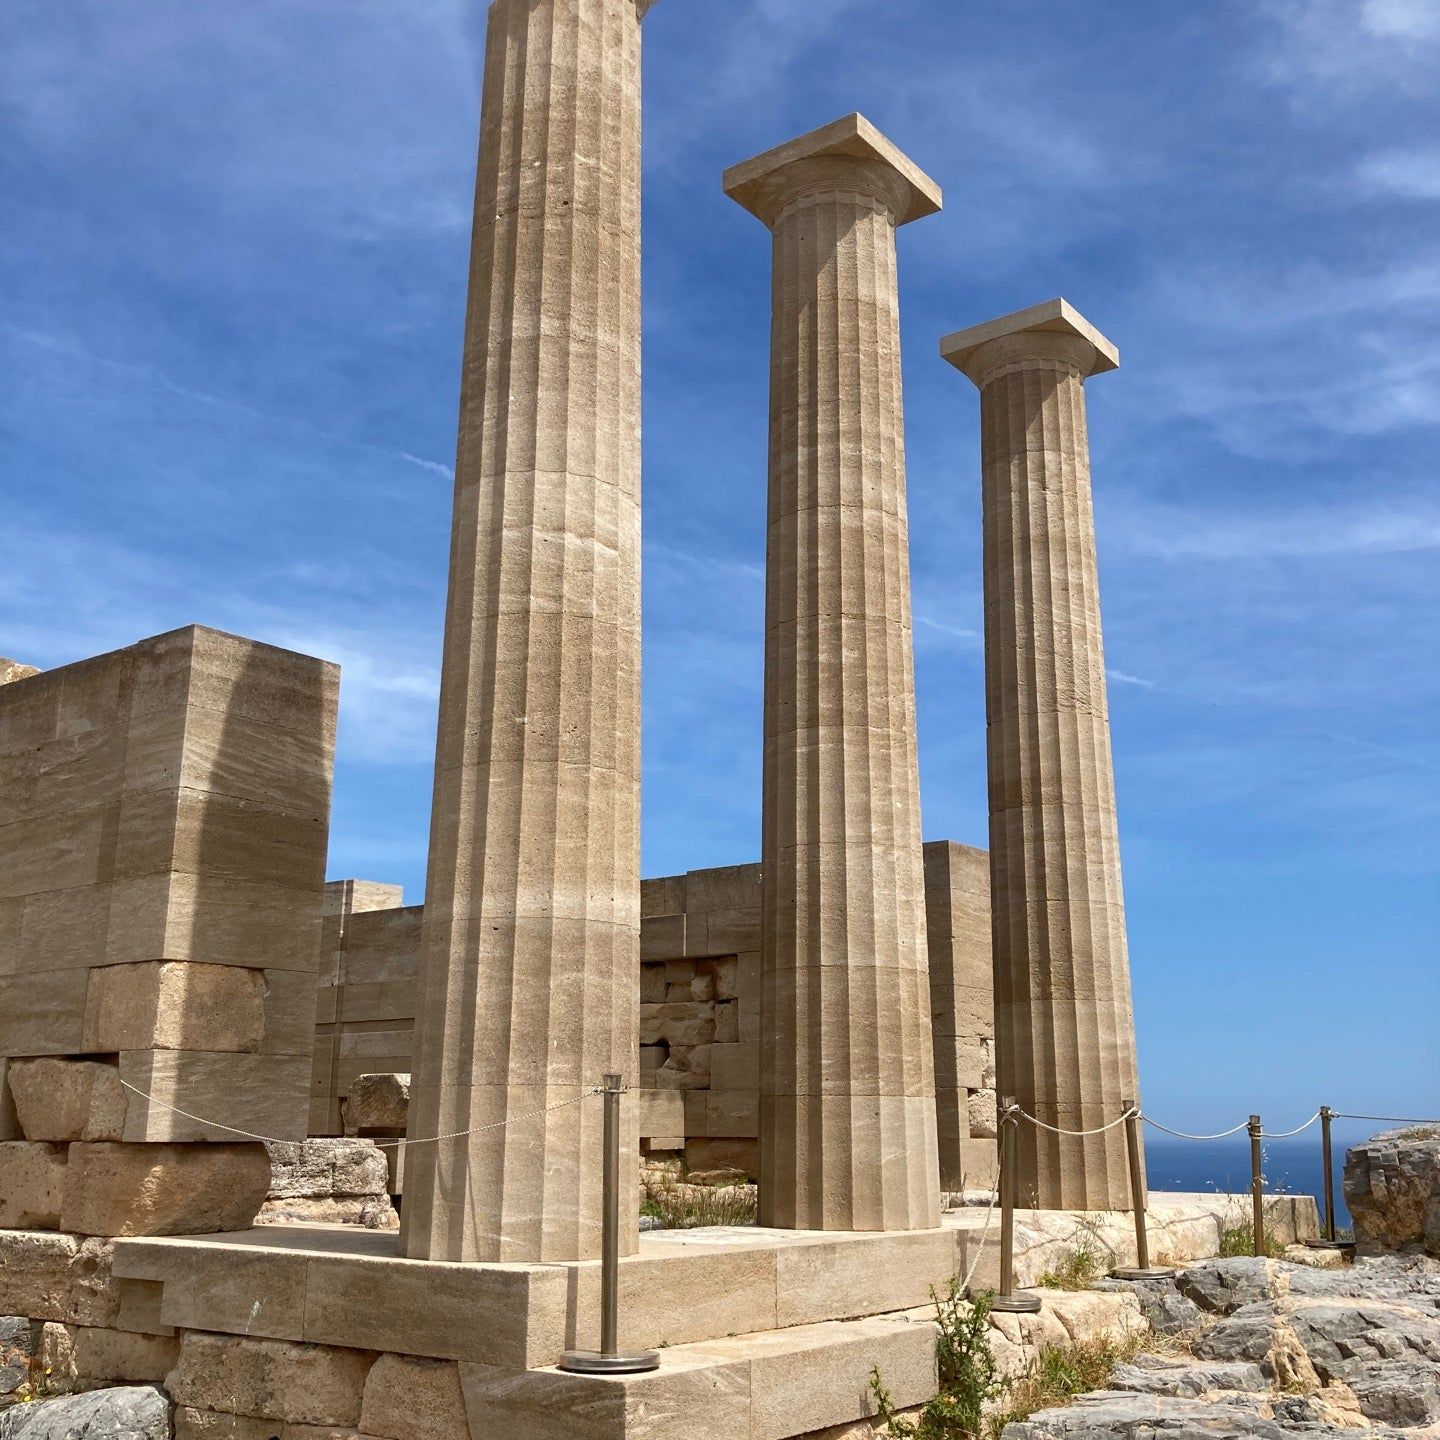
991, 1096, 1041, 1314
1248, 1113, 1265, 1257
1111, 1101, 1175, 1281
560, 1075, 660, 1374
1306, 1105, 1352, 1251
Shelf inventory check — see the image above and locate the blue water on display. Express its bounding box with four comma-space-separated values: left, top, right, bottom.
1145, 1137, 1348, 1227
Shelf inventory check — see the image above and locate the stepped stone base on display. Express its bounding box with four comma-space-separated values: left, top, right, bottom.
88, 1192, 1309, 1438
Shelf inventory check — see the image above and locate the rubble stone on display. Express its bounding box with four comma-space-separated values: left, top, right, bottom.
0, 1384, 170, 1438
1345, 1125, 1440, 1257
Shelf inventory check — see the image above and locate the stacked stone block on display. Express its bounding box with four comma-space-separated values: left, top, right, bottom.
0, 626, 336, 1391
310, 880, 418, 1137
310, 853, 999, 1191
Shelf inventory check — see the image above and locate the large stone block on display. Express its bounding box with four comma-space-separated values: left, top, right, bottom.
359, 1353, 467, 1440
0, 1142, 66, 1228
82, 961, 267, 1053
341, 1074, 410, 1135
117, 1051, 311, 1143
0, 1231, 117, 1326
37, 1321, 179, 1393
60, 1143, 271, 1237
166, 1333, 375, 1427
6, 1058, 128, 1142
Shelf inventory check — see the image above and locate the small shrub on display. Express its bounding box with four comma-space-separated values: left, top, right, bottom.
871, 1286, 1001, 1439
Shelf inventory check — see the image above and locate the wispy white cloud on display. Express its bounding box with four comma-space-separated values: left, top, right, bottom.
1355, 148, 1440, 200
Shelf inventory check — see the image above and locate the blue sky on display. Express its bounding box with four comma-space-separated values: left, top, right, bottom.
2, 0, 1436, 1133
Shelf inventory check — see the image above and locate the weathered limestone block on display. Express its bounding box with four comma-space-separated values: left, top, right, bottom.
264, 1140, 387, 1200
968, 1088, 998, 1141
173, 1409, 364, 1438
639, 1005, 715, 1048
6, 1059, 128, 1142
60, 1143, 271, 1238
359, 1354, 467, 1440
116, 1052, 312, 1145
0, 1232, 117, 1327
167, 1334, 375, 1427
341, 1075, 410, 1135
0, 1143, 66, 1229
37, 1322, 179, 1393
257, 1139, 398, 1230
83, 961, 267, 1054
1345, 1126, 1440, 1257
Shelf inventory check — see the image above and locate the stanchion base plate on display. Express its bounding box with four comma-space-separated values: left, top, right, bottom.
990, 1293, 1043, 1314
559, 1350, 661, 1375
1111, 1266, 1178, 1281
1304, 1239, 1354, 1251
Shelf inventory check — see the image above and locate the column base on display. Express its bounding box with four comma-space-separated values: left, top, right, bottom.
559, 1349, 661, 1375
990, 1292, 1042, 1314
1110, 1266, 1177, 1281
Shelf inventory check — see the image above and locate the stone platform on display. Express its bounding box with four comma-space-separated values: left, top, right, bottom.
101, 1192, 1318, 1438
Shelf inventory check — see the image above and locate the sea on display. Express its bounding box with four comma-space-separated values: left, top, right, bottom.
1145, 1136, 1349, 1227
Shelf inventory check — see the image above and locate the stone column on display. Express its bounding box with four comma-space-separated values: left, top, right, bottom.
402, 0, 655, 1264
725, 115, 943, 1231
941, 299, 1140, 1210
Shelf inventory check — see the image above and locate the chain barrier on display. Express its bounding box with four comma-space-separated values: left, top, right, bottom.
117, 1078, 603, 1149
1333, 1112, 1440, 1126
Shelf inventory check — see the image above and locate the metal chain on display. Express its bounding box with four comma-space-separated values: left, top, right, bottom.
1333, 1112, 1440, 1126
1014, 1105, 1137, 1137
117, 1078, 602, 1149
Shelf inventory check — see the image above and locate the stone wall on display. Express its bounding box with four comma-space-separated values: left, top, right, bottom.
310, 843, 998, 1188
0, 626, 338, 1407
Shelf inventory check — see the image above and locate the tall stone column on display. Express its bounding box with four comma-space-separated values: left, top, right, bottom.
402, 0, 656, 1264
940, 299, 1140, 1211
725, 115, 943, 1231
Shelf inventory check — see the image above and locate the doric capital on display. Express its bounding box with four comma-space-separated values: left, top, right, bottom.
723, 113, 942, 230
940, 299, 1119, 389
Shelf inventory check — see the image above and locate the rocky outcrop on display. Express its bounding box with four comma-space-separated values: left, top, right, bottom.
258, 1138, 397, 1229
1005, 1254, 1440, 1438
0, 660, 40, 687
1345, 1126, 1440, 1258
0, 1384, 169, 1438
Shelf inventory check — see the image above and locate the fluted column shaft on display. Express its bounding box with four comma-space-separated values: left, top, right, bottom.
963, 323, 1140, 1210
729, 122, 942, 1231
403, 0, 649, 1263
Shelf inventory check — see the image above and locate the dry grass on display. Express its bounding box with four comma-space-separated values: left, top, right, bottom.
985, 1330, 1148, 1437
639, 1168, 758, 1228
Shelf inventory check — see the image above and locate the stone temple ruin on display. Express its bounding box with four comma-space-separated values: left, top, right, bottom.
1, 2, 1324, 1437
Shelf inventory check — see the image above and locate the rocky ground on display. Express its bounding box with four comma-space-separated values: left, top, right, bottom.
1004, 1253, 1440, 1438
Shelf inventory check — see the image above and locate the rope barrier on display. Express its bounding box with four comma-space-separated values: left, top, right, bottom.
1014, 1106, 1137, 1137
1260, 1111, 1322, 1139
957, 1181, 1000, 1295
117, 1078, 602, 1149
1141, 1116, 1251, 1141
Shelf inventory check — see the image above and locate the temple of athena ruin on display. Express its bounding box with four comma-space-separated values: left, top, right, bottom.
0, 3, 1319, 1437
